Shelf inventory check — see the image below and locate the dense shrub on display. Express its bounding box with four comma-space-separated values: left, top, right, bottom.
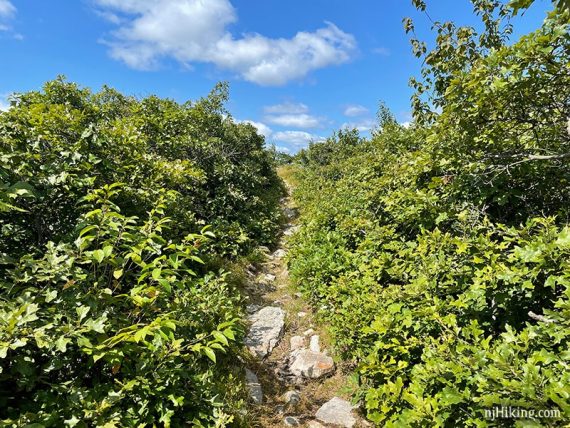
0, 80, 283, 426
0, 78, 283, 259
289, 3, 570, 426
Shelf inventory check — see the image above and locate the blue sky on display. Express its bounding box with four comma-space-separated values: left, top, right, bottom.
0, 0, 551, 153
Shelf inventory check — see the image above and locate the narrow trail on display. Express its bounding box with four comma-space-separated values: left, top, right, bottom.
243, 178, 368, 427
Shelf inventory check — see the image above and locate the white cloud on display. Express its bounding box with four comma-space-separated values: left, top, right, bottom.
343, 104, 368, 117
264, 102, 308, 115
239, 120, 273, 138
272, 130, 324, 147
276, 146, 290, 153
341, 118, 376, 132
265, 113, 321, 129
0, 0, 15, 18
0, 0, 15, 32
94, 0, 356, 86
400, 121, 411, 128
263, 101, 323, 128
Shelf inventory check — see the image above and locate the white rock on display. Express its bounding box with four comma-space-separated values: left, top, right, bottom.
307, 422, 325, 428
245, 307, 285, 358
283, 390, 301, 405
309, 335, 321, 353
290, 335, 306, 351
264, 273, 276, 282
297, 311, 308, 318
303, 328, 315, 336
289, 350, 334, 379
284, 416, 300, 426
245, 369, 262, 404
285, 225, 301, 236
315, 397, 356, 428
273, 249, 287, 259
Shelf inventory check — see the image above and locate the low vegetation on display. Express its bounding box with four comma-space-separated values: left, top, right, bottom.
0, 79, 283, 426
289, 2, 570, 426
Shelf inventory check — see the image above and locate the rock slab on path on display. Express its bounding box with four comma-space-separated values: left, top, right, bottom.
290, 335, 305, 351
245, 306, 285, 358
309, 335, 321, 352
289, 349, 334, 379
315, 397, 357, 428
245, 369, 263, 404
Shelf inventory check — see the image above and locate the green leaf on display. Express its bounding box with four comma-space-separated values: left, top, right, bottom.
203, 347, 216, 363
92, 249, 105, 264
212, 331, 228, 347
76, 306, 90, 322
55, 336, 71, 353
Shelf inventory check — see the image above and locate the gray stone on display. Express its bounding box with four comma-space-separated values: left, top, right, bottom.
289, 350, 334, 379
315, 397, 356, 428
283, 207, 298, 220
264, 273, 276, 282
283, 390, 301, 406
246, 304, 260, 314
245, 307, 285, 358
245, 369, 262, 404
273, 248, 287, 259
290, 335, 306, 351
309, 335, 321, 353
283, 225, 300, 236
284, 416, 300, 426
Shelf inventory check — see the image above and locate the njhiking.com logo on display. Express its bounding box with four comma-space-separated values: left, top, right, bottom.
485, 406, 562, 421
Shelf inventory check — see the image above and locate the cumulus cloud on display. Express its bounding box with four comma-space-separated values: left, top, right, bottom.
276, 146, 290, 153
343, 104, 368, 117
94, 0, 356, 86
272, 130, 324, 147
263, 101, 323, 128
264, 102, 309, 115
341, 118, 376, 132
265, 113, 321, 128
239, 120, 273, 138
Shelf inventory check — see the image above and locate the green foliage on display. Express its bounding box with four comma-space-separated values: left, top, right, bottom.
0, 80, 283, 426
289, 3, 570, 426
0, 78, 283, 259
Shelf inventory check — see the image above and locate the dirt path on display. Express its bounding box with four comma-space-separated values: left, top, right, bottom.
243, 175, 368, 427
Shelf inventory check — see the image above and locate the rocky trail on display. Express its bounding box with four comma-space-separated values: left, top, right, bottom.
242, 184, 368, 427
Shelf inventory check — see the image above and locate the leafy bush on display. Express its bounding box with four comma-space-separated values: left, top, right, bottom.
0, 78, 283, 259
0, 80, 283, 426
289, 3, 570, 426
